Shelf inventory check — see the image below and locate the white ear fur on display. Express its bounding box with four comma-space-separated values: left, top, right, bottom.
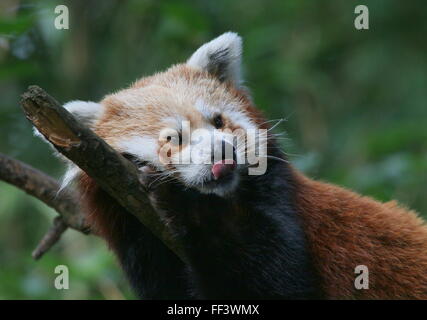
187, 32, 242, 85
63, 100, 104, 128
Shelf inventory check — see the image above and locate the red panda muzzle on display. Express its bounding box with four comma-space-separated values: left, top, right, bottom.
211, 160, 236, 180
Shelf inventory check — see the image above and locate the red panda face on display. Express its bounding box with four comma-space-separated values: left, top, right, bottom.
59, 33, 268, 196
96, 66, 263, 196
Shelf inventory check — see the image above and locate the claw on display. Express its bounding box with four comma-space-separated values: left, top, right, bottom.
137, 165, 157, 191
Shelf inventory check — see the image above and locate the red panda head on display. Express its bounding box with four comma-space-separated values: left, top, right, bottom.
59, 33, 269, 197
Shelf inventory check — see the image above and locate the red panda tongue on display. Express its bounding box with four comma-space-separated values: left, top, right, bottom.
212, 160, 237, 180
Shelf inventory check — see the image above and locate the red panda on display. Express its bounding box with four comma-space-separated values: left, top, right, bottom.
38, 32, 427, 299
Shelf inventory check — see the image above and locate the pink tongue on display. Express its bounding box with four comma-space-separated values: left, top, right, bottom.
212, 160, 236, 180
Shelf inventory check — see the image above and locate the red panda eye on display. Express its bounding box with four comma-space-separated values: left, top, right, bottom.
213, 114, 224, 129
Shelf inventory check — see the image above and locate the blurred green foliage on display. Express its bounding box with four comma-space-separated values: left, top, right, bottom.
0, 0, 426, 299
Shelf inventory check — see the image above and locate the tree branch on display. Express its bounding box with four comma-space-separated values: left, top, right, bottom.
0, 152, 86, 231
32, 216, 68, 260
0, 152, 88, 259
20, 85, 186, 263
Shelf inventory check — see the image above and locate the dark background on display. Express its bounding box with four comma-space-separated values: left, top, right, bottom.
0, 0, 426, 299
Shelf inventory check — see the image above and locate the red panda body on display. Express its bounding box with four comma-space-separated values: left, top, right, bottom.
295, 173, 427, 299
42, 33, 427, 299
78, 167, 427, 299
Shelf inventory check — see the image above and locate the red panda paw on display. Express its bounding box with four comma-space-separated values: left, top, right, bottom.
137, 165, 158, 191
139, 165, 174, 199
137, 165, 176, 193
137, 165, 189, 228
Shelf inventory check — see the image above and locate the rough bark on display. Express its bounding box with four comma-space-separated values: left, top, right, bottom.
0, 152, 87, 259
0, 152, 85, 231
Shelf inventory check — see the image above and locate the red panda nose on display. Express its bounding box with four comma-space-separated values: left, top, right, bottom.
212, 160, 237, 180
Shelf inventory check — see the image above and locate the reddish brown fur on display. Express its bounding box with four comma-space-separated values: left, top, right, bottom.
77, 173, 127, 249
293, 170, 427, 299
231, 82, 427, 299
77, 63, 427, 299
80, 161, 427, 299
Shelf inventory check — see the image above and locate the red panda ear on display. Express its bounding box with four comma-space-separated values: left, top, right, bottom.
187, 32, 242, 86
62, 100, 104, 128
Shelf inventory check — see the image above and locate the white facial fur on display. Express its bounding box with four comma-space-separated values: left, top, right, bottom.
173, 129, 242, 197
